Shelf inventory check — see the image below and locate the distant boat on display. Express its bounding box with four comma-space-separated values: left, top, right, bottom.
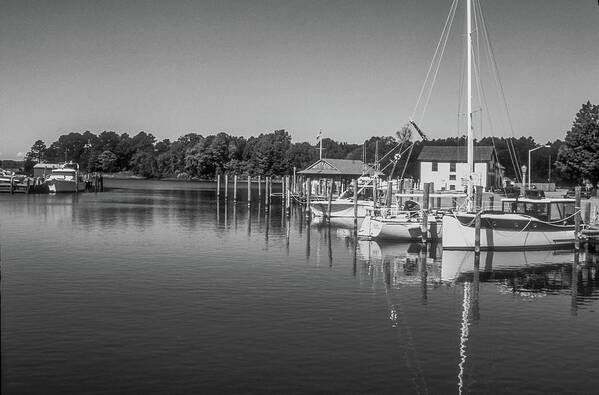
46, 162, 86, 193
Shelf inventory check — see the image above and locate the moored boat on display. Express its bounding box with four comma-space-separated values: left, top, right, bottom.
442, 197, 577, 250
46, 162, 86, 193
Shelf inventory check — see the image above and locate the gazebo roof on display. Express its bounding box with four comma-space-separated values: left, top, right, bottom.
298, 159, 376, 178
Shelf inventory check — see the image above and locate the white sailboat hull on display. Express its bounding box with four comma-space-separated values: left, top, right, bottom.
310, 200, 372, 218
358, 215, 442, 241
442, 213, 576, 251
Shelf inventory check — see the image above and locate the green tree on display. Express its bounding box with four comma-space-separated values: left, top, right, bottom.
555, 101, 599, 191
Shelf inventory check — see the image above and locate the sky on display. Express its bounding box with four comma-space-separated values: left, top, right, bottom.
1, 0, 597, 159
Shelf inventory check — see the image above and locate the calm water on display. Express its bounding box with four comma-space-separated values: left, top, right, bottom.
2, 179, 598, 394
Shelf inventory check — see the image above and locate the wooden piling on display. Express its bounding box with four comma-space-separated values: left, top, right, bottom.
452, 196, 457, 210
353, 179, 358, 229
373, 177, 378, 209
421, 183, 430, 243
247, 175, 251, 205
225, 174, 229, 200
10, 176, 14, 194
584, 201, 591, 225
265, 177, 270, 211
489, 195, 494, 211
474, 186, 483, 253
306, 178, 312, 219
217, 174, 221, 198
258, 175, 261, 199
327, 179, 334, 219
575, 186, 581, 250
286, 176, 291, 216
233, 175, 238, 202
386, 179, 393, 208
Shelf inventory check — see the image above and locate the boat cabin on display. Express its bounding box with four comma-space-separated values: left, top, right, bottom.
500, 198, 576, 224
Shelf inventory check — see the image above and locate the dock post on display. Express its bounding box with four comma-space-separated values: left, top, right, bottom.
489, 195, 494, 211
584, 201, 591, 225
386, 179, 393, 209
436, 196, 441, 210
474, 186, 483, 253
421, 182, 430, 244
353, 179, 358, 230
327, 178, 333, 220
452, 196, 457, 210
264, 177, 269, 211
286, 176, 291, 217
10, 176, 14, 194
293, 166, 297, 194
258, 175, 261, 200
575, 186, 581, 250
282, 176, 286, 211
306, 178, 312, 220
233, 175, 238, 203
247, 175, 251, 205
217, 174, 221, 199
225, 174, 229, 200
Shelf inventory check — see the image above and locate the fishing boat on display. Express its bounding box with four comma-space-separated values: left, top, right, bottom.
46, 162, 86, 193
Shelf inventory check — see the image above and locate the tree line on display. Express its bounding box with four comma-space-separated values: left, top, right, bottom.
14, 101, 598, 188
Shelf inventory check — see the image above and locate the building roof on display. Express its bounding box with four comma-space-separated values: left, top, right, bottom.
33, 163, 61, 169
417, 146, 495, 162
298, 158, 376, 177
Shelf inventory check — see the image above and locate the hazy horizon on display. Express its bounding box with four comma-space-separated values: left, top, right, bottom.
1, 0, 597, 160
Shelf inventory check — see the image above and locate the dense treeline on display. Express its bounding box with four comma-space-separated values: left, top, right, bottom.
17, 129, 564, 184
15, 101, 598, 188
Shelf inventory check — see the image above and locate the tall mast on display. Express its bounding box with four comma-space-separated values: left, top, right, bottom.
466, 0, 473, 211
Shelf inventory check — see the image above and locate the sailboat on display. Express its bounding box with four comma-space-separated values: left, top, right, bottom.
440, 0, 577, 250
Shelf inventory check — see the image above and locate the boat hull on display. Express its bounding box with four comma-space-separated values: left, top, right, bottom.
442, 213, 576, 250
47, 180, 86, 193
310, 200, 371, 218
358, 215, 442, 241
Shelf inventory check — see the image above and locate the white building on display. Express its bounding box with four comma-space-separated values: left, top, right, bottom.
417, 146, 503, 192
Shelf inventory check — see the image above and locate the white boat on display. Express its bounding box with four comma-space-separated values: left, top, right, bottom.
46, 163, 86, 193
442, 197, 577, 250
309, 176, 383, 218
438, 0, 578, 251
358, 210, 443, 241
310, 198, 372, 218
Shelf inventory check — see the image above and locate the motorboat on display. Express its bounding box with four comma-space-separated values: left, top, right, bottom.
442, 197, 578, 250
46, 162, 86, 193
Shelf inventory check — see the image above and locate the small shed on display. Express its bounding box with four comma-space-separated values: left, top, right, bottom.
33, 163, 60, 178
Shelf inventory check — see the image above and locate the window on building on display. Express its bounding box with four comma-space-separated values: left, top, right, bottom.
449, 174, 456, 180
450, 162, 456, 172
449, 184, 455, 190
432, 161, 438, 172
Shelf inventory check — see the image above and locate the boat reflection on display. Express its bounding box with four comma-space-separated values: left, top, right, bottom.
441, 249, 578, 284
356, 240, 442, 287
